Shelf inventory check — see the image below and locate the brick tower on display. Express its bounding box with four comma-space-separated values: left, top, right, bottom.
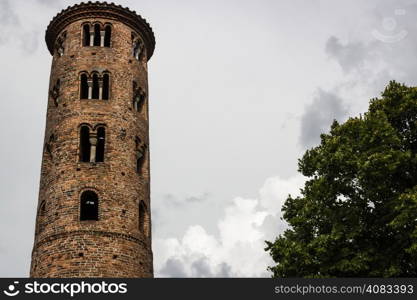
30, 2, 155, 277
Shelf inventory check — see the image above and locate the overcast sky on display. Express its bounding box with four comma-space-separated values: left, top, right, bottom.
1, 0, 417, 277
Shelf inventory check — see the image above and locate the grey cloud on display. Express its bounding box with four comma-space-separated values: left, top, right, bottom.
36, 0, 64, 7
326, 2, 417, 84
159, 258, 188, 277
160, 256, 234, 277
299, 89, 348, 149
325, 36, 371, 73
0, 0, 19, 26
0, 0, 20, 45
190, 257, 233, 277
191, 257, 212, 277
185, 192, 210, 203
162, 192, 211, 205
216, 262, 233, 277
0, 0, 39, 53
161, 193, 184, 206
20, 31, 40, 54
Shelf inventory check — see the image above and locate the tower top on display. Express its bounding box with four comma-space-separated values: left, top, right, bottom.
45, 1, 155, 59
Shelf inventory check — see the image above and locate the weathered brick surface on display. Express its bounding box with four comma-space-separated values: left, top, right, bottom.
30, 2, 155, 278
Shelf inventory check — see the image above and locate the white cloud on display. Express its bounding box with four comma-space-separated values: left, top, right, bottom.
153, 175, 305, 277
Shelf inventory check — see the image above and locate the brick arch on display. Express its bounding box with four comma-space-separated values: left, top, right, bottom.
93, 123, 107, 131
36, 200, 47, 235
77, 122, 93, 130
139, 200, 150, 238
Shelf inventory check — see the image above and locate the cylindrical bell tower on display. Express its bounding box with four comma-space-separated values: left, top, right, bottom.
30, 1, 155, 277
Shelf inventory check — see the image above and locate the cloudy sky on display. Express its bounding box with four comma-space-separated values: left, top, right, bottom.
1, 0, 417, 277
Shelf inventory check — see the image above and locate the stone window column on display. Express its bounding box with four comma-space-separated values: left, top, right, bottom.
100, 31, 105, 47
87, 79, 93, 99
133, 41, 140, 60
137, 150, 143, 159
134, 95, 140, 111
89, 134, 97, 162
89, 30, 95, 46
98, 78, 104, 100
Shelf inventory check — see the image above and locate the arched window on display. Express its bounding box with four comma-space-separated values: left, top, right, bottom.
51, 79, 61, 106
37, 201, 47, 234
80, 74, 89, 99
133, 93, 140, 111
92, 73, 99, 99
132, 83, 146, 114
138, 93, 146, 113
96, 127, 105, 162
80, 191, 99, 221
139, 200, 149, 236
79, 126, 91, 162
83, 24, 90, 46
137, 148, 145, 175
135, 137, 146, 174
133, 92, 145, 113
104, 25, 111, 47
54, 78, 61, 92
102, 73, 109, 100
39, 201, 46, 215
93, 24, 101, 46
55, 32, 66, 57
132, 34, 143, 60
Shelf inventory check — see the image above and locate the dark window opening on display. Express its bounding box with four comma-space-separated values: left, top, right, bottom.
46, 134, 55, 154
96, 127, 105, 162
39, 201, 46, 215
55, 79, 61, 90
37, 201, 47, 234
139, 93, 146, 113
132, 38, 142, 60
139, 47, 145, 61
134, 94, 140, 111
83, 24, 90, 46
136, 150, 145, 174
93, 24, 101, 46
139, 201, 146, 234
79, 126, 91, 162
56, 33, 65, 56
104, 26, 111, 47
51, 79, 61, 105
102, 74, 109, 100
80, 191, 98, 221
80, 74, 88, 99
92, 73, 99, 99
132, 81, 138, 108
135, 136, 141, 150
45, 143, 51, 155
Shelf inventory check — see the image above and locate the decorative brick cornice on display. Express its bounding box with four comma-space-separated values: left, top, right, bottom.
45, 1, 155, 59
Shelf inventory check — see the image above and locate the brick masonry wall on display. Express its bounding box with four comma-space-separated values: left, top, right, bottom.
30, 15, 153, 278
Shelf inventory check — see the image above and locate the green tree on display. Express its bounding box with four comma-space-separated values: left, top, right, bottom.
266, 81, 417, 277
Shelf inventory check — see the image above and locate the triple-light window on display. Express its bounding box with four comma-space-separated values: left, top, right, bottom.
80, 72, 110, 100
55, 31, 66, 57
132, 81, 146, 116
83, 23, 112, 47
131, 33, 145, 61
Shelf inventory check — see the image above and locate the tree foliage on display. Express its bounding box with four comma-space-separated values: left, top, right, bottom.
266, 81, 417, 277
